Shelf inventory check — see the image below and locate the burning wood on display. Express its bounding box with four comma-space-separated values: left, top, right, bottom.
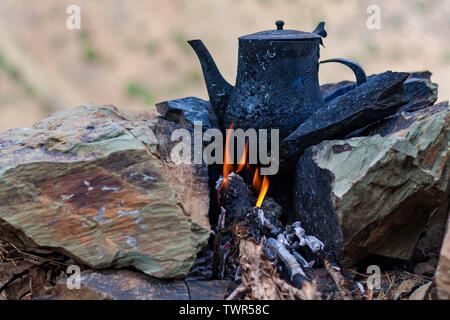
214, 156, 328, 299
209, 111, 331, 298
229, 223, 318, 300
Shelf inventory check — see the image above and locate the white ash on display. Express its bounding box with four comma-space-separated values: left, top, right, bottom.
215, 172, 237, 190
101, 185, 122, 192
265, 237, 307, 279
304, 235, 325, 253
291, 221, 325, 253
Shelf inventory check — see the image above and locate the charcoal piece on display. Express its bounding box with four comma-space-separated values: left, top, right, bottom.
217, 173, 250, 228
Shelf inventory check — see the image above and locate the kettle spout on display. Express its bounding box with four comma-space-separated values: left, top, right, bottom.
188, 40, 233, 126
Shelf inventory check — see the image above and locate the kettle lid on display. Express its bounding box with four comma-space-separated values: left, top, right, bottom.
239, 20, 325, 41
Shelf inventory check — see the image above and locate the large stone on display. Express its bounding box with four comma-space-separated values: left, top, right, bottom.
0, 104, 210, 278
293, 102, 449, 265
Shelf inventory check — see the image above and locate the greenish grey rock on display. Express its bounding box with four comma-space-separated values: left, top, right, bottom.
294, 102, 449, 265
0, 104, 210, 278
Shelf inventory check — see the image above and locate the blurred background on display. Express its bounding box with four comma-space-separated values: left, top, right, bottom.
0, 0, 449, 131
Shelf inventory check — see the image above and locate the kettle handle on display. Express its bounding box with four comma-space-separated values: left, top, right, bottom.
320, 58, 367, 86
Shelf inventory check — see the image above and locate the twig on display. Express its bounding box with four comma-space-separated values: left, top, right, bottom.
377, 274, 396, 300
348, 268, 391, 278
323, 259, 353, 300
8, 243, 69, 266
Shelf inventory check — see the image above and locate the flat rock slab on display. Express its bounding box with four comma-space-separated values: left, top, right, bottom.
281, 71, 410, 169
293, 102, 449, 265
53, 269, 235, 300
0, 104, 210, 278
186, 280, 237, 300
320, 71, 437, 111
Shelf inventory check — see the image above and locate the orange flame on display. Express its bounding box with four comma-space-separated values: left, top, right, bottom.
217, 123, 268, 208
235, 140, 248, 174
217, 122, 234, 203
252, 167, 262, 193
223, 121, 234, 182
255, 175, 269, 208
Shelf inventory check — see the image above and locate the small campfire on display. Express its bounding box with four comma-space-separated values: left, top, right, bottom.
207, 123, 349, 300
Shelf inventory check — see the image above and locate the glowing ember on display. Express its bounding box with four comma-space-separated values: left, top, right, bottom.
255, 175, 269, 208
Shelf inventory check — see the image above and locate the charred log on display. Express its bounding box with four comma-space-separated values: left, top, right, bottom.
216, 172, 328, 298
216, 173, 250, 229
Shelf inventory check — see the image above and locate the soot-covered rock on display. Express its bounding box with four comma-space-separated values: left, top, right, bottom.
156, 96, 219, 130
281, 71, 410, 170
320, 71, 437, 112
293, 102, 449, 265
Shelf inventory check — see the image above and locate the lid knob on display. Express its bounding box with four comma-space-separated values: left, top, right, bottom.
276, 20, 284, 30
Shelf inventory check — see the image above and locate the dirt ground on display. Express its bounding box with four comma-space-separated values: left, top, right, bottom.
0, 0, 449, 131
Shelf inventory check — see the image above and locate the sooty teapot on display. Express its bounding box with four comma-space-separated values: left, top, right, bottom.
188, 20, 366, 138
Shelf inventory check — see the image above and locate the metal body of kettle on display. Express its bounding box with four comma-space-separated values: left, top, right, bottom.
188, 20, 366, 139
